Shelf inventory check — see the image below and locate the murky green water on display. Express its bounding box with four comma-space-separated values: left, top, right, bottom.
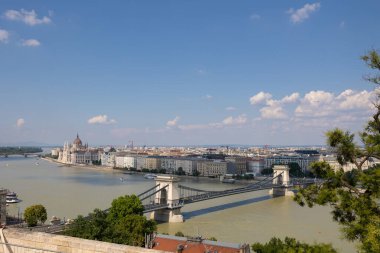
0, 156, 356, 252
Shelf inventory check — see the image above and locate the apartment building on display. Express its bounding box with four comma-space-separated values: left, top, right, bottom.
225, 156, 248, 175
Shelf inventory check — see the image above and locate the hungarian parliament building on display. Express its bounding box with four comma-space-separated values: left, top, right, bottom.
56, 134, 101, 165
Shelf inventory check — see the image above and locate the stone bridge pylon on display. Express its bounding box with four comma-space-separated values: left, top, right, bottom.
150, 176, 184, 223
269, 165, 295, 197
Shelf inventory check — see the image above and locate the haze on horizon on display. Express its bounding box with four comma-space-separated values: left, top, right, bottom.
0, 1, 379, 146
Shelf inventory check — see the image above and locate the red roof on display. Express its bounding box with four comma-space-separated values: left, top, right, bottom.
152, 236, 246, 253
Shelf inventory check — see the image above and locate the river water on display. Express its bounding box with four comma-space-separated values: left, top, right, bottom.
0, 156, 356, 252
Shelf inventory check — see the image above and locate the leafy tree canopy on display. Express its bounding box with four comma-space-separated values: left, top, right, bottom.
294, 50, 380, 253
64, 194, 156, 247
251, 237, 337, 253
24, 204, 47, 227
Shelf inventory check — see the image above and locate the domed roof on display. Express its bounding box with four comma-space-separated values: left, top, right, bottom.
73, 134, 82, 146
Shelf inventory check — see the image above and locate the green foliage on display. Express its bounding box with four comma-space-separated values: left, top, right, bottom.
0, 146, 42, 155
251, 237, 337, 253
261, 168, 273, 175
361, 49, 380, 84
24, 204, 47, 227
175, 167, 186, 175
107, 195, 144, 220
64, 194, 156, 247
233, 174, 254, 180
92, 160, 101, 165
192, 170, 200, 176
294, 50, 380, 253
208, 236, 217, 241
175, 231, 185, 237
288, 162, 304, 177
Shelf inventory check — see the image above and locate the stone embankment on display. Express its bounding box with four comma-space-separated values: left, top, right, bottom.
41, 157, 114, 172
0, 228, 168, 253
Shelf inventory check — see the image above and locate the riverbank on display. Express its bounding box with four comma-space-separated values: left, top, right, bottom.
41, 157, 115, 172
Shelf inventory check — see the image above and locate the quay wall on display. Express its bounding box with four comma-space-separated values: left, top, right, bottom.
1, 228, 168, 253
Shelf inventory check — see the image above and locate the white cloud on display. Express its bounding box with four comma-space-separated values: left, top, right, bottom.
250, 13, 261, 20
337, 90, 374, 110
4, 9, 51, 26
166, 116, 180, 127
281, 92, 300, 103
226, 106, 236, 111
222, 114, 247, 126
16, 118, 25, 128
0, 29, 9, 43
88, 115, 117, 125
260, 106, 287, 119
295, 89, 376, 117
250, 92, 272, 105
288, 2, 320, 24
22, 39, 40, 47
250, 92, 299, 119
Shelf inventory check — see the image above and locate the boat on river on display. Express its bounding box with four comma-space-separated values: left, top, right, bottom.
144, 174, 157, 179
222, 178, 236, 184
6, 191, 21, 203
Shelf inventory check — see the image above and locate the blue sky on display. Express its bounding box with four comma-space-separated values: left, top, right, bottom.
0, 0, 379, 146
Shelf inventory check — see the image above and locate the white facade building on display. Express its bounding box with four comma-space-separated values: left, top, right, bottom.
57, 134, 101, 165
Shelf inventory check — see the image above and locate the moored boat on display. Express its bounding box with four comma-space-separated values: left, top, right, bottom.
144, 174, 157, 179
222, 178, 236, 184
6, 191, 21, 203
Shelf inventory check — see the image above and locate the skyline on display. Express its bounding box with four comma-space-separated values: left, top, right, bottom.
0, 1, 379, 146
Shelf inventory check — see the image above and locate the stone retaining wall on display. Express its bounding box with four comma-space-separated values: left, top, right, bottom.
1, 228, 168, 253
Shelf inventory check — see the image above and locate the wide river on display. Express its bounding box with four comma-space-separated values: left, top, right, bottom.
0, 156, 356, 252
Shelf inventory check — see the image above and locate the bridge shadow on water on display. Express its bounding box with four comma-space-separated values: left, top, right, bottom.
182, 195, 272, 220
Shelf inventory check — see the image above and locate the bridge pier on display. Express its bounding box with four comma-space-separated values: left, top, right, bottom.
150, 176, 184, 223
269, 165, 295, 197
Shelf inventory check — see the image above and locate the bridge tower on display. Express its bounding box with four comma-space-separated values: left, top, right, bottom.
269, 165, 295, 197
150, 176, 184, 223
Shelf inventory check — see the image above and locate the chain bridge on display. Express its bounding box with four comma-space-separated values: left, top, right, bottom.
137, 165, 318, 222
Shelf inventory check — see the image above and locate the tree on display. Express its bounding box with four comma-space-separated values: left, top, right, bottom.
294, 50, 380, 253
107, 195, 144, 220
261, 168, 273, 175
251, 237, 337, 253
24, 204, 47, 227
175, 231, 185, 237
64, 194, 157, 247
288, 162, 304, 177
176, 167, 186, 175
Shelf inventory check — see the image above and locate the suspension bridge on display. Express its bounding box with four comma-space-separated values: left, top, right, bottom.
137, 165, 318, 222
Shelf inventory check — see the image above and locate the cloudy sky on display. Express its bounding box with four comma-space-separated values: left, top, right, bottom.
0, 1, 379, 146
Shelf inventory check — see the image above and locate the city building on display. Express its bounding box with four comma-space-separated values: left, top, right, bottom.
197, 160, 232, 177
175, 158, 198, 175
225, 156, 248, 175
115, 153, 137, 169
136, 156, 146, 171
101, 152, 116, 167
144, 156, 162, 170
264, 155, 320, 173
247, 158, 265, 175
161, 157, 177, 174
57, 134, 102, 165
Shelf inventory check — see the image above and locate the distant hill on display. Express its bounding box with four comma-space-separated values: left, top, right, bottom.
0, 141, 56, 147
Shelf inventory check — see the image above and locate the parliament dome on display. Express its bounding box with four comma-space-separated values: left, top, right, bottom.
73, 134, 83, 146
